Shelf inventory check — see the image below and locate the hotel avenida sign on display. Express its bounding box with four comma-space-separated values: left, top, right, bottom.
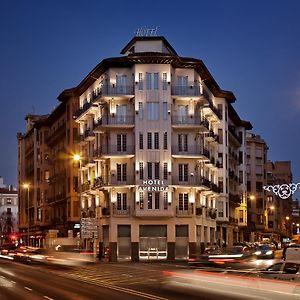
138, 180, 168, 192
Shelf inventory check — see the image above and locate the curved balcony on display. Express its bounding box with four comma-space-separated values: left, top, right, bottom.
94, 115, 135, 130
172, 146, 210, 160
202, 102, 222, 121
171, 116, 210, 132
94, 145, 135, 159
171, 84, 207, 102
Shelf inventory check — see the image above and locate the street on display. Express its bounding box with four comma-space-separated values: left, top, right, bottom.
0, 258, 201, 300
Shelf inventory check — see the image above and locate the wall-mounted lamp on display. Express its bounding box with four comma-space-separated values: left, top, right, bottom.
135, 111, 139, 115
136, 170, 139, 174
168, 110, 171, 114
190, 172, 194, 177
168, 171, 171, 175
167, 81, 170, 85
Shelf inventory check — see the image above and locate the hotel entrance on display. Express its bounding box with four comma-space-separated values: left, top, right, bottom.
139, 225, 167, 260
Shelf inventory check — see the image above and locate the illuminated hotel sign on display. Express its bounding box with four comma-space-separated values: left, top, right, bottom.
138, 180, 168, 192
135, 26, 159, 37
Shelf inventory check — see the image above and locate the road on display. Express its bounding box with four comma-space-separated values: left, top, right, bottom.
0, 258, 197, 300
0, 250, 284, 300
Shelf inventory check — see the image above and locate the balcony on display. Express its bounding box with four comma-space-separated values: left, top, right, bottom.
91, 175, 135, 189
94, 145, 135, 159
112, 204, 130, 217
171, 116, 210, 131
80, 129, 96, 143
228, 125, 242, 145
176, 205, 194, 217
94, 115, 135, 129
202, 102, 222, 121
229, 193, 241, 207
172, 176, 212, 189
134, 207, 174, 218
81, 181, 91, 192
204, 130, 219, 143
172, 146, 210, 160
171, 84, 205, 101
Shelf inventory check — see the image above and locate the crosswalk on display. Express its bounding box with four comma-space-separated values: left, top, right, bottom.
53, 263, 166, 287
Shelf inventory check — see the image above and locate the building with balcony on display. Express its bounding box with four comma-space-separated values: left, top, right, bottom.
17, 99, 80, 246
0, 178, 18, 245
59, 35, 252, 261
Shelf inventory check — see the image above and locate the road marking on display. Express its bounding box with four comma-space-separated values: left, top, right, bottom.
43, 296, 55, 300
10, 280, 16, 284
24, 286, 32, 291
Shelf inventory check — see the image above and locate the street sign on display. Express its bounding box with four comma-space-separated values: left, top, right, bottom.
81, 218, 98, 239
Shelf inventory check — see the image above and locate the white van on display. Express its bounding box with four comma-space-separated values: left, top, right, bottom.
283, 244, 300, 261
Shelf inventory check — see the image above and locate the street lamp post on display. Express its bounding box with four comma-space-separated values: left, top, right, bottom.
23, 183, 30, 246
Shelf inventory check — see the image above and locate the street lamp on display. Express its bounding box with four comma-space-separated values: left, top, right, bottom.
22, 183, 30, 246
73, 154, 83, 248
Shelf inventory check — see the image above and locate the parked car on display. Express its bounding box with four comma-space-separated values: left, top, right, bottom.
254, 244, 275, 259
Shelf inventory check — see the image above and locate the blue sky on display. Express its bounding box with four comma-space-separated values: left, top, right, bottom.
0, 0, 299, 199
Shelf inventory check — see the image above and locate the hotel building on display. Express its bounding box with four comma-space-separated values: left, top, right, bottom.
60, 35, 253, 261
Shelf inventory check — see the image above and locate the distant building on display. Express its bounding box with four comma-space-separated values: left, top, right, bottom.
0, 179, 18, 245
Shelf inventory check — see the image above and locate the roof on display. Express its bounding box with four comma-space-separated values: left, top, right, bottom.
58, 53, 236, 103
0, 188, 18, 194
120, 36, 178, 55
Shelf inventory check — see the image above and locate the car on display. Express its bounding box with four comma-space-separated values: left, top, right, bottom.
188, 245, 253, 268
13, 246, 41, 263
253, 244, 275, 259
282, 244, 300, 261
0, 243, 17, 259
254, 261, 300, 282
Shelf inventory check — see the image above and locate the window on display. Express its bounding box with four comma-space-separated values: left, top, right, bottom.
179, 164, 188, 182
256, 182, 263, 192
147, 162, 153, 179
148, 192, 153, 209
147, 102, 159, 120
163, 102, 168, 120
139, 102, 143, 120
163, 163, 168, 180
155, 192, 160, 209
6, 198, 12, 205
116, 105, 127, 123
178, 134, 188, 151
178, 105, 188, 123
139, 192, 144, 209
154, 132, 159, 149
162, 73, 167, 90
163, 192, 168, 209
116, 75, 127, 93
177, 76, 188, 94
155, 162, 160, 179
239, 210, 243, 223
179, 193, 188, 210
146, 72, 159, 90
139, 162, 144, 180
255, 148, 262, 158
139, 133, 143, 149
163, 132, 168, 150
147, 132, 152, 149
267, 263, 283, 272
256, 198, 263, 209
117, 193, 127, 210
117, 164, 127, 181
256, 165, 263, 175
138, 73, 143, 90
7, 207, 11, 214
117, 134, 127, 152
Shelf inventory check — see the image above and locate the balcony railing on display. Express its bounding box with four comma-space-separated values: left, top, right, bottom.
228, 125, 242, 144
171, 84, 201, 97
92, 175, 135, 188
171, 116, 209, 129
100, 84, 134, 96
94, 145, 135, 157
95, 115, 135, 126
80, 129, 96, 142
176, 205, 194, 216
172, 146, 210, 158
205, 130, 219, 143
203, 103, 222, 120
112, 204, 130, 216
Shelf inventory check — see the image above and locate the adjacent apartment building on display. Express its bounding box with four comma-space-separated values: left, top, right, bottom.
56, 35, 252, 261
17, 99, 80, 247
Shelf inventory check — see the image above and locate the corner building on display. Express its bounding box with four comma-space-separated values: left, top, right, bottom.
65, 36, 252, 261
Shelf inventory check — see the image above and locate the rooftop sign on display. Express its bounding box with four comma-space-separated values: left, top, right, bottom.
135, 26, 159, 37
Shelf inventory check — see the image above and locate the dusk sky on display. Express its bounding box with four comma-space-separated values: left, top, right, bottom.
1, 1, 299, 199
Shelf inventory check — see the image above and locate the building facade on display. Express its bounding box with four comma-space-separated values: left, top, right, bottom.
17, 99, 80, 246
0, 179, 18, 245
60, 36, 252, 261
